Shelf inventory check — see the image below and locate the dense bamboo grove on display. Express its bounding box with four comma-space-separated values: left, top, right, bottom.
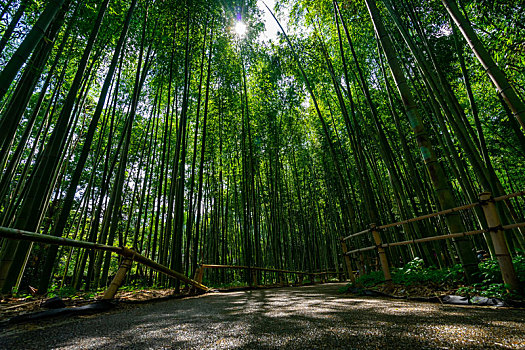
0, 0, 524, 295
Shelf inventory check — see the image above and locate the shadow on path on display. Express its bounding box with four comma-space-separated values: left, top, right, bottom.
1, 283, 524, 349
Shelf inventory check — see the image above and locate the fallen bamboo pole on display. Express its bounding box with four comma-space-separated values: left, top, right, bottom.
0, 226, 209, 292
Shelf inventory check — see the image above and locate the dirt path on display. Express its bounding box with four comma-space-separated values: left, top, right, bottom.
1, 283, 524, 349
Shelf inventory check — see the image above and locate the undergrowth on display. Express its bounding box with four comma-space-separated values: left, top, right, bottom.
344, 253, 525, 300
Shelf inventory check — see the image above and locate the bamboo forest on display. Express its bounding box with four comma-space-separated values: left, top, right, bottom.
0, 0, 525, 348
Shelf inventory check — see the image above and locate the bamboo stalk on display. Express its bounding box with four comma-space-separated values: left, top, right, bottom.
479, 192, 520, 292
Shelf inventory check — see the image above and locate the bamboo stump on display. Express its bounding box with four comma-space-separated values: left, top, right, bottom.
103, 257, 133, 300
479, 193, 521, 292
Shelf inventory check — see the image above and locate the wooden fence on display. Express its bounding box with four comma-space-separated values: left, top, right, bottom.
0, 226, 209, 298
0, 228, 341, 299
341, 191, 525, 291
194, 264, 342, 286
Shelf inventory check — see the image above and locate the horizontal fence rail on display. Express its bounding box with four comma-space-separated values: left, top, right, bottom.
0, 226, 209, 293
200, 264, 337, 276
194, 264, 342, 286
340, 191, 525, 291
342, 190, 525, 238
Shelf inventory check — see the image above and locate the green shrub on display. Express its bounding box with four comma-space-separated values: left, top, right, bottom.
348, 254, 525, 300
48, 285, 77, 298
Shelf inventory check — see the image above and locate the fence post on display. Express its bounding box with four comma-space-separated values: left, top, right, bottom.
479, 192, 521, 292
103, 256, 133, 300
194, 264, 205, 284
278, 272, 285, 286
341, 239, 356, 283
370, 223, 392, 287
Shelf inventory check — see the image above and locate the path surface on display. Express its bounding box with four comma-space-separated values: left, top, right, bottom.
1, 283, 524, 349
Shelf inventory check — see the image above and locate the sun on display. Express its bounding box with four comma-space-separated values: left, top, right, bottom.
234, 21, 247, 37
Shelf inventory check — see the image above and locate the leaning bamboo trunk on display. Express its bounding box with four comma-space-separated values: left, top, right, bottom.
0, 0, 110, 293
0, 0, 67, 102
441, 0, 525, 131
364, 0, 479, 282
0, 0, 28, 57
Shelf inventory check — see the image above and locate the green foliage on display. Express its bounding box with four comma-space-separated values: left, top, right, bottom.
349, 255, 525, 300
207, 279, 246, 289
354, 270, 385, 287
457, 252, 525, 300
394, 258, 464, 285
352, 258, 464, 287
1, 0, 525, 295
48, 285, 77, 298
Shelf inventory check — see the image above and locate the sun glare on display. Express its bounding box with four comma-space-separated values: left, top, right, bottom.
234, 21, 247, 37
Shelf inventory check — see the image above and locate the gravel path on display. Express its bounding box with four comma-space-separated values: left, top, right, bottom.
1, 283, 524, 349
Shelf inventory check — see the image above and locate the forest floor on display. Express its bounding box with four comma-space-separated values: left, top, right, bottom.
1, 282, 524, 349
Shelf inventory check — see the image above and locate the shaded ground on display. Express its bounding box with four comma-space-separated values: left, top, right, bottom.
1, 283, 524, 349
0, 288, 186, 321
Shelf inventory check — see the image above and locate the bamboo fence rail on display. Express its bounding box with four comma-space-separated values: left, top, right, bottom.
342, 190, 525, 241
200, 264, 336, 276
341, 191, 525, 291
0, 226, 209, 292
